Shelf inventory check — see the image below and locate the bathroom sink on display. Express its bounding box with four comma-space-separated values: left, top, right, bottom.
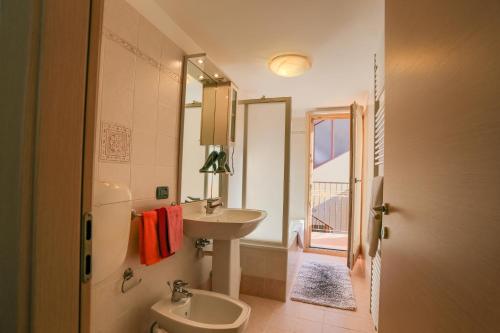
151, 289, 251, 333
183, 208, 267, 298
183, 208, 266, 240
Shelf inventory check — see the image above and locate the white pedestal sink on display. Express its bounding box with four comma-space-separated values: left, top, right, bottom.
183, 208, 266, 299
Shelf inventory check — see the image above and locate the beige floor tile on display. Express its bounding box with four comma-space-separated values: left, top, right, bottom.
243, 251, 375, 333
265, 315, 323, 333
291, 302, 326, 322
323, 311, 372, 332
322, 323, 363, 333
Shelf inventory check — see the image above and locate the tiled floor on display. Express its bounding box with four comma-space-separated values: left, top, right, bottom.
310, 232, 349, 251
241, 252, 375, 333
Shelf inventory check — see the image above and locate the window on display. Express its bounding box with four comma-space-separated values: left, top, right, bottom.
313, 118, 350, 168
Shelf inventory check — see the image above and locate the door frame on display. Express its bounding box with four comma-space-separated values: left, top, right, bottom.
80, 1, 104, 332
347, 102, 364, 268
239, 97, 292, 248
304, 107, 351, 257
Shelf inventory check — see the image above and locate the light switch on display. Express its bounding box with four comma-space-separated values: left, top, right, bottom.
156, 186, 169, 200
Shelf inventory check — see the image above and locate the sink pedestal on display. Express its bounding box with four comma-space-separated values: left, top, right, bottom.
212, 239, 241, 299
182, 208, 267, 300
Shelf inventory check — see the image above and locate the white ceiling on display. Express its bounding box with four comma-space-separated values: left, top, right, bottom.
153, 0, 384, 116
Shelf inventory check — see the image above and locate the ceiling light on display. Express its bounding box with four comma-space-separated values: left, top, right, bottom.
197, 59, 204, 64
198, 75, 204, 80
269, 54, 311, 77
214, 73, 220, 78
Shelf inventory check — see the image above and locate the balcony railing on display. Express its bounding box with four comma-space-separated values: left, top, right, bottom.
311, 181, 350, 233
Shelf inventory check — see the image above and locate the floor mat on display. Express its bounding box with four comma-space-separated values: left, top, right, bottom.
290, 260, 356, 310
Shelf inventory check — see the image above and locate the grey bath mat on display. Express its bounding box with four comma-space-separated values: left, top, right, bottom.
291, 261, 357, 310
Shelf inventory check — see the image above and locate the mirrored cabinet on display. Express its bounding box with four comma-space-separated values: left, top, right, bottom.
201, 81, 238, 146
179, 54, 238, 203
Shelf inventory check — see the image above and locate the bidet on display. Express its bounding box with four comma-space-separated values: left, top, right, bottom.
151, 289, 251, 333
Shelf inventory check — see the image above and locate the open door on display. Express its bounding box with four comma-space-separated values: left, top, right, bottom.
347, 102, 363, 269
380, 1, 500, 332
305, 109, 352, 254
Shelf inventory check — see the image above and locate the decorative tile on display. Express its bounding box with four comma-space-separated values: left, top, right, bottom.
99, 122, 131, 162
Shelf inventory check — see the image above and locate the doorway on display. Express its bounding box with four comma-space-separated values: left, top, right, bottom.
305, 104, 363, 266
307, 112, 350, 253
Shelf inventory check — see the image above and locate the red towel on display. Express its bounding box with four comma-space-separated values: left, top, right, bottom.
156, 207, 172, 258
166, 205, 183, 253
139, 210, 161, 266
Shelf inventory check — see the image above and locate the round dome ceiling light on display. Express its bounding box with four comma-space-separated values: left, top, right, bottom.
269, 54, 311, 77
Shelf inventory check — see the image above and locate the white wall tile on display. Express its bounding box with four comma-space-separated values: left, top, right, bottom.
133, 59, 159, 132
161, 35, 184, 75
157, 104, 180, 138
93, 3, 211, 333
155, 133, 177, 167
155, 166, 177, 201
103, 0, 139, 46
130, 164, 156, 200
100, 38, 135, 127
131, 130, 156, 166
137, 17, 163, 62
158, 72, 180, 108
98, 161, 131, 187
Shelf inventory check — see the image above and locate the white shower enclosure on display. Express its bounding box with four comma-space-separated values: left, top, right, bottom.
228, 97, 291, 247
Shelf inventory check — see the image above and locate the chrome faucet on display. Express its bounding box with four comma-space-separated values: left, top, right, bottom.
205, 197, 223, 214
168, 280, 193, 303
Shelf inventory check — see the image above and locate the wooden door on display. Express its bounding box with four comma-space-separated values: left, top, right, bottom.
347, 103, 363, 268
23, 1, 102, 332
305, 109, 351, 255
380, 1, 500, 332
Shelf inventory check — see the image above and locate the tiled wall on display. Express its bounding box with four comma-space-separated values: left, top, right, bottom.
240, 244, 288, 301
286, 236, 301, 295
91, 1, 211, 332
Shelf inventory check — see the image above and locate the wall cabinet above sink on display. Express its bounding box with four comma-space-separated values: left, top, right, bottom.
179, 54, 238, 203
201, 82, 238, 146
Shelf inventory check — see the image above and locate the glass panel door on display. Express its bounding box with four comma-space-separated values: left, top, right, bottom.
238, 99, 291, 246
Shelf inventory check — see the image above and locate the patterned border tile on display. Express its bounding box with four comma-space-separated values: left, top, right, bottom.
103, 29, 180, 83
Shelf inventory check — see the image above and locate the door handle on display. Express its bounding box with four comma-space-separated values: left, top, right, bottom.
381, 226, 390, 239
373, 203, 389, 215
354, 178, 362, 183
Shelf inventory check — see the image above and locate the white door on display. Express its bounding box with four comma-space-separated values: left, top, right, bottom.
347, 103, 363, 269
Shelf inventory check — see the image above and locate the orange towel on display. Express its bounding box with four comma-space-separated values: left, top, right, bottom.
166, 205, 183, 253
139, 210, 161, 266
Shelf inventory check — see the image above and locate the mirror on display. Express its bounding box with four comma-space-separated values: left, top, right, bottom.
179, 56, 236, 203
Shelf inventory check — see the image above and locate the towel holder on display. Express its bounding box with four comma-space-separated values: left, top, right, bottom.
131, 202, 178, 219
121, 267, 142, 293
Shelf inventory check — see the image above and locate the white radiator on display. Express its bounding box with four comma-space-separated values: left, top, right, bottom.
371, 243, 382, 330
370, 58, 384, 329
